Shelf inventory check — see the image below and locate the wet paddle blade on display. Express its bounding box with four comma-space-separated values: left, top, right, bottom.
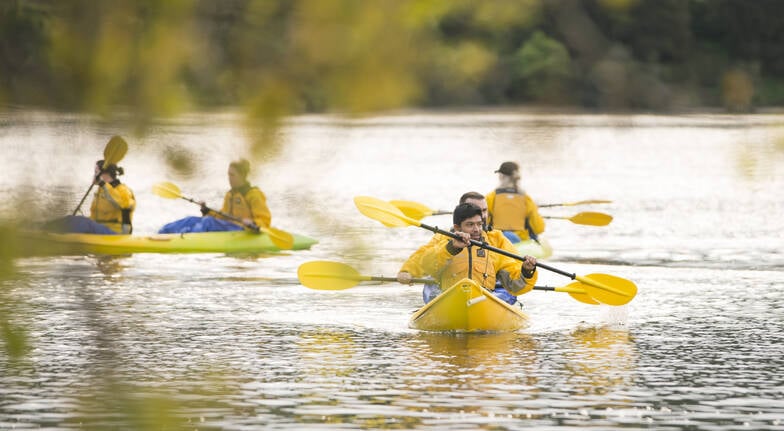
103, 135, 128, 168
577, 273, 637, 306
558, 282, 601, 305
570, 211, 613, 226
354, 196, 416, 228
151, 181, 183, 200
260, 226, 294, 250
297, 261, 366, 290
389, 200, 432, 220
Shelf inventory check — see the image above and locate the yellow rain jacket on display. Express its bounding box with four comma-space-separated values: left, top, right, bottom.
486, 189, 545, 241
218, 183, 271, 229
415, 230, 537, 296
90, 180, 135, 234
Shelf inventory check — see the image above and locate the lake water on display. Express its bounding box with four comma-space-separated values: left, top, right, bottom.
1, 109, 783, 430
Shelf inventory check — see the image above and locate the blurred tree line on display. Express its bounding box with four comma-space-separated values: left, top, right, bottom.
1, 0, 782, 122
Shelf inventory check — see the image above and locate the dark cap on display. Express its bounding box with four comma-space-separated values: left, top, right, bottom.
494, 161, 519, 176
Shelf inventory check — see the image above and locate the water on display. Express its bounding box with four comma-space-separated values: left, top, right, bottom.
1, 110, 783, 429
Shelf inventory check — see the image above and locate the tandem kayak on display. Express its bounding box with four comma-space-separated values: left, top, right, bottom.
514, 236, 553, 259
17, 230, 318, 256
408, 278, 529, 333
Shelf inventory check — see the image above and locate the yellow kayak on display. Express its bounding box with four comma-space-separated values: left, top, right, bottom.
17, 230, 318, 256
408, 278, 529, 333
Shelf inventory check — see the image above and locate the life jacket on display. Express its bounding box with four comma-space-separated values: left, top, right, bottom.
90, 181, 135, 234
490, 188, 527, 231
223, 184, 260, 223
438, 244, 496, 291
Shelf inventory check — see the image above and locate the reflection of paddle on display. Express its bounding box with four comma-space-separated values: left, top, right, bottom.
354, 196, 637, 305
152, 181, 294, 250
297, 260, 601, 304
389, 199, 612, 226
538, 199, 612, 208
543, 211, 613, 226
72, 136, 128, 215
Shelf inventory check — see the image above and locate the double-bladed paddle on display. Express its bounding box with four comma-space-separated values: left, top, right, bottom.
151, 181, 294, 250
354, 196, 637, 305
297, 260, 602, 305
388, 199, 612, 226
72, 136, 129, 215
538, 199, 612, 208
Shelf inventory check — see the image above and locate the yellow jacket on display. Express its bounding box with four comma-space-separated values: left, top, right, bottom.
90, 181, 135, 234
486, 189, 545, 241
218, 183, 271, 228
410, 230, 537, 296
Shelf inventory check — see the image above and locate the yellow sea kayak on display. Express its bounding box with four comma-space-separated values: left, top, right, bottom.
409, 278, 529, 333
17, 230, 318, 256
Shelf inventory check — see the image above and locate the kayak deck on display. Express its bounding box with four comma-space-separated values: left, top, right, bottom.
18, 230, 318, 255
409, 278, 529, 333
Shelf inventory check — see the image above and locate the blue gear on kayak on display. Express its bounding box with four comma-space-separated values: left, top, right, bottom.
42, 215, 117, 235
157, 216, 243, 234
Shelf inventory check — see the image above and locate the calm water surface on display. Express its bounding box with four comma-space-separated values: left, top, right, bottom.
1, 110, 783, 430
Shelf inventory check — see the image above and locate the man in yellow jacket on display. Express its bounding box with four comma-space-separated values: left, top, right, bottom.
159, 158, 271, 234
397, 197, 537, 304
486, 161, 545, 244
90, 160, 136, 234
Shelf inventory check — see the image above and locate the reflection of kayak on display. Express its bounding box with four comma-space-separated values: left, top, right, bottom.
409, 278, 529, 333
18, 230, 318, 255
514, 236, 553, 259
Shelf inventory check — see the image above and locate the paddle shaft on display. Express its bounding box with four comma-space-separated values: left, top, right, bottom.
415, 221, 576, 280
368, 275, 578, 293
179, 195, 260, 233
72, 185, 94, 216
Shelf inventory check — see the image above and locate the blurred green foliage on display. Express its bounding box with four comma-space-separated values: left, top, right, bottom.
2, 0, 784, 126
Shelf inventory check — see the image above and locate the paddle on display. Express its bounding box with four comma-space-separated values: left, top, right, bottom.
72, 136, 129, 215
538, 199, 612, 208
543, 211, 613, 226
354, 196, 637, 305
388, 200, 612, 226
151, 181, 294, 250
388, 200, 451, 220
297, 260, 600, 305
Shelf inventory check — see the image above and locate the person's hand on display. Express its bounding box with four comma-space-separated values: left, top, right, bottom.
521, 255, 537, 277
199, 203, 209, 216
451, 231, 471, 249
243, 219, 259, 231
397, 271, 412, 285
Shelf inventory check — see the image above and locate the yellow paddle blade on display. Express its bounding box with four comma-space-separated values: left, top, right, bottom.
576, 273, 637, 306
297, 261, 369, 290
556, 282, 601, 305
259, 226, 294, 250
103, 135, 128, 167
569, 211, 613, 226
354, 196, 417, 228
151, 181, 182, 200
389, 200, 432, 220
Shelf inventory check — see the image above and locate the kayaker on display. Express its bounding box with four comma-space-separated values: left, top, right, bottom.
158, 158, 271, 233
43, 159, 136, 234
399, 201, 537, 304
486, 161, 545, 244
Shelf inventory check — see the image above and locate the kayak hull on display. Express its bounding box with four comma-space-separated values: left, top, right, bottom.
18, 230, 318, 255
514, 236, 553, 259
408, 278, 529, 333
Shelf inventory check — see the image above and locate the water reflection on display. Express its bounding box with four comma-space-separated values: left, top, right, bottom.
564, 325, 637, 396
